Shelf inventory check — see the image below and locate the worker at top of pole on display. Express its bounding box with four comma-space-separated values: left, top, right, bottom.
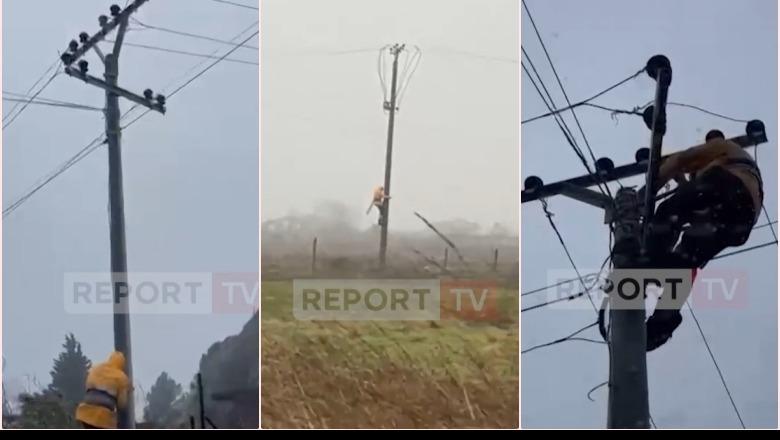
641, 129, 764, 351
75, 351, 131, 429
366, 185, 390, 225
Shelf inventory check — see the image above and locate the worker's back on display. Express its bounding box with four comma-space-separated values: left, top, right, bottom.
75, 351, 130, 429
701, 138, 763, 219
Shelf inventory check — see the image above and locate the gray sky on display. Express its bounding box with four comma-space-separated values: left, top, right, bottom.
521, 0, 777, 428
261, 0, 519, 232
3, 0, 258, 408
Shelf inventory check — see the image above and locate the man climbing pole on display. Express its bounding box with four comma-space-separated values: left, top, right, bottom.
75, 351, 131, 429
366, 185, 390, 225
642, 129, 764, 351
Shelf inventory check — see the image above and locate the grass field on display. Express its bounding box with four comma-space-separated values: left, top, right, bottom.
261, 280, 519, 428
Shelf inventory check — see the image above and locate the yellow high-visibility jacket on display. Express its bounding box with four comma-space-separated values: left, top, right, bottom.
75, 351, 130, 429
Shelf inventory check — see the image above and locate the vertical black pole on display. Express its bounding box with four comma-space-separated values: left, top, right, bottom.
312, 237, 318, 275
641, 55, 673, 251
607, 188, 649, 429
379, 44, 403, 269
197, 373, 205, 429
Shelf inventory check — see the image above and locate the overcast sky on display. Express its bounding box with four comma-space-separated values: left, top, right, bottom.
521, 0, 777, 428
3, 0, 258, 411
261, 0, 518, 233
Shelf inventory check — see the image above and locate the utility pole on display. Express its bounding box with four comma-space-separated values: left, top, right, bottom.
60, 1, 166, 429
378, 44, 404, 269
521, 55, 769, 429
606, 187, 647, 428
605, 55, 671, 429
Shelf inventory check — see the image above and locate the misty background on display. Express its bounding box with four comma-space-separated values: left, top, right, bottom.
3, 0, 258, 418
261, 0, 519, 244
521, 0, 778, 428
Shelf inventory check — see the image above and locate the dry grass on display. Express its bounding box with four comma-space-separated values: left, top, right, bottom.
261, 280, 518, 428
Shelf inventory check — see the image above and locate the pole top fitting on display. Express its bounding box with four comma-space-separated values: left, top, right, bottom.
645, 55, 672, 86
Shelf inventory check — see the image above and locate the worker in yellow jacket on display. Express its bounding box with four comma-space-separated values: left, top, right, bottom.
643, 130, 763, 351
366, 185, 390, 225
75, 351, 131, 429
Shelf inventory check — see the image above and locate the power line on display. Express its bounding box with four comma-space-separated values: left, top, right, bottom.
540, 199, 599, 313
522, 0, 611, 199
3, 69, 61, 130
752, 144, 778, 243
521, 289, 585, 312
522, 220, 778, 297
120, 28, 260, 130
118, 21, 258, 129
663, 102, 749, 123
3, 97, 102, 112
711, 240, 778, 260
521, 68, 644, 125
427, 46, 517, 64
130, 17, 259, 50
522, 272, 602, 297
522, 51, 613, 198
686, 303, 746, 428
167, 31, 259, 98
210, 0, 258, 10
3, 57, 60, 124
106, 40, 258, 65
521, 50, 584, 163
522, 321, 600, 354
3, 27, 259, 218
522, 254, 610, 313
4, 90, 98, 106
3, 136, 106, 218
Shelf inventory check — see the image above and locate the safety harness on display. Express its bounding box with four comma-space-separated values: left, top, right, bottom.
83, 388, 118, 411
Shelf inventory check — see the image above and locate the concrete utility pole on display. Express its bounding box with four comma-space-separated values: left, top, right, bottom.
521, 54, 768, 429
378, 43, 404, 269
60, 1, 166, 428
605, 55, 670, 429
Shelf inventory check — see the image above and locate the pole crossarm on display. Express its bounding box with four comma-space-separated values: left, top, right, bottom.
64, 67, 166, 114
60, 0, 148, 67
522, 124, 767, 204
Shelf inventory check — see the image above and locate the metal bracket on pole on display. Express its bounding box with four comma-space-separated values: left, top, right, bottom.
521, 121, 767, 204
559, 183, 614, 224
63, 67, 165, 114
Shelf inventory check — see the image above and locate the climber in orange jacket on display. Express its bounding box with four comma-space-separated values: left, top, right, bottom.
642, 130, 763, 351
75, 351, 131, 429
366, 185, 390, 225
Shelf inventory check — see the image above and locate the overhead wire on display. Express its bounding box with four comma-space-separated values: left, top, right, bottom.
3, 69, 61, 130
522, 0, 614, 198
3, 25, 259, 218
129, 17, 259, 50
209, 0, 258, 11
686, 302, 746, 428
3, 97, 102, 112
3, 57, 61, 125
105, 40, 259, 65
